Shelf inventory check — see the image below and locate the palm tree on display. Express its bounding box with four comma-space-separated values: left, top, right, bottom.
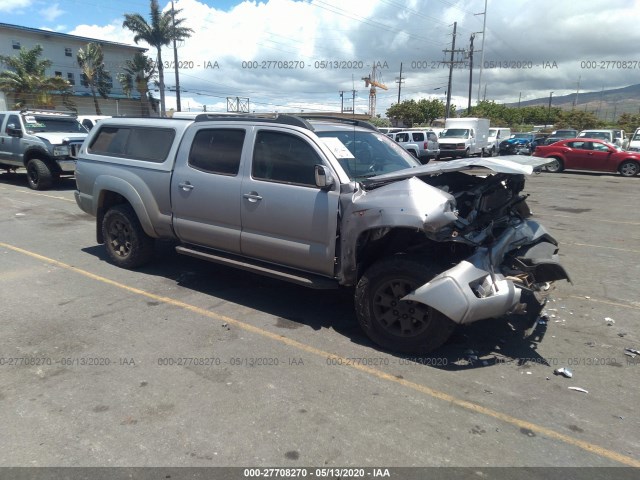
0, 44, 74, 109
118, 52, 157, 116
77, 42, 111, 115
123, 0, 193, 117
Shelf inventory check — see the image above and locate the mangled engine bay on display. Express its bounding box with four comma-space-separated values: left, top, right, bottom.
357, 161, 570, 329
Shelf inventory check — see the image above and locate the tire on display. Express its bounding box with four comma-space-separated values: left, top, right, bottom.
26, 159, 53, 190
462, 148, 470, 158
101, 204, 155, 269
619, 160, 639, 177
545, 157, 564, 173
355, 256, 456, 353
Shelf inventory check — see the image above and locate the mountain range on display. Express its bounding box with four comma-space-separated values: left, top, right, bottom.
504, 83, 640, 121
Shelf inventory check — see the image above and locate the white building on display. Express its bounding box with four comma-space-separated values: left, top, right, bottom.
0, 22, 152, 116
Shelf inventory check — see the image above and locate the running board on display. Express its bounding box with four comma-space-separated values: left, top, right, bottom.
175, 245, 339, 289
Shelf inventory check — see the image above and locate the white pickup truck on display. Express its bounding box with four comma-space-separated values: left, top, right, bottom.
74, 114, 569, 353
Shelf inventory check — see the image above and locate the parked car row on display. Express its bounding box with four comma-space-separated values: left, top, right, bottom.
533, 138, 640, 176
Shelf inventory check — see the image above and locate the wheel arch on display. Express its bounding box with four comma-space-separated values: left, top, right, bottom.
341, 226, 462, 286
94, 176, 156, 244
23, 147, 57, 169
618, 158, 640, 176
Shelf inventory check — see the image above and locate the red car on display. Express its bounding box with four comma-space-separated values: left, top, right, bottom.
533, 138, 640, 176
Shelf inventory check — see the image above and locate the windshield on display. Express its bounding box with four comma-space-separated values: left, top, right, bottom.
315, 130, 420, 181
578, 131, 610, 140
22, 115, 87, 134
440, 128, 469, 138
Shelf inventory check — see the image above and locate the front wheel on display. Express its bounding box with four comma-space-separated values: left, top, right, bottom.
355, 256, 456, 353
26, 159, 53, 190
619, 160, 639, 177
545, 157, 564, 173
102, 204, 155, 269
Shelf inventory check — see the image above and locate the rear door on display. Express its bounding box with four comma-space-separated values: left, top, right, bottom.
172, 126, 247, 253
239, 128, 339, 276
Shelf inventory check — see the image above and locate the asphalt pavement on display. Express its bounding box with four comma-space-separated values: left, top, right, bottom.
0, 168, 639, 476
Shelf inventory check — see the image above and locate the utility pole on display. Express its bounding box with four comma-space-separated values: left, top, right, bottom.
339, 91, 345, 113
442, 22, 465, 120
396, 62, 404, 104
547, 91, 554, 127
573, 76, 581, 110
171, 1, 181, 112
467, 33, 475, 113
476, 0, 487, 103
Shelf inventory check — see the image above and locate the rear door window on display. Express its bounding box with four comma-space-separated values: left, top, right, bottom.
188, 129, 245, 175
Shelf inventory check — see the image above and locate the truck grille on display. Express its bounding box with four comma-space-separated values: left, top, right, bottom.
69, 142, 83, 158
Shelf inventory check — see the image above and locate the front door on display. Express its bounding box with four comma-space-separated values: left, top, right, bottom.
240, 128, 339, 277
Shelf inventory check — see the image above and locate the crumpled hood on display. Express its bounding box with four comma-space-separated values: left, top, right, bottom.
33, 132, 87, 145
362, 156, 553, 185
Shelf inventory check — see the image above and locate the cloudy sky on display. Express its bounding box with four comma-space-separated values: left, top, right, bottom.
2, 0, 640, 115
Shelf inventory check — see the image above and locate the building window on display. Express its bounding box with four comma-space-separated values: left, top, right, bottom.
55, 71, 62, 77
80, 73, 88, 87
65, 47, 72, 57
12, 41, 20, 50
67, 73, 75, 86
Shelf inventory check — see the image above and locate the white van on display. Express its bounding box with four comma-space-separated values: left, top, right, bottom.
488, 128, 511, 155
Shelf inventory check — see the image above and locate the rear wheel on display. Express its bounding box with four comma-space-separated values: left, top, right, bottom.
619, 160, 639, 177
545, 157, 564, 173
355, 256, 456, 353
102, 204, 155, 269
26, 159, 53, 190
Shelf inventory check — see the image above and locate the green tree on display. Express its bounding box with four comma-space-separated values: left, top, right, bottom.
123, 0, 193, 116
616, 113, 640, 134
0, 44, 74, 109
369, 116, 391, 128
386, 100, 423, 127
118, 52, 157, 116
77, 42, 112, 115
555, 110, 601, 131
417, 98, 445, 125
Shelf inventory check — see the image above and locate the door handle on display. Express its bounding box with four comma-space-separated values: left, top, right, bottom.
178, 181, 194, 191
243, 192, 263, 202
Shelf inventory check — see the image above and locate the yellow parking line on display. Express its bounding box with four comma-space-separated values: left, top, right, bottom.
0, 186, 74, 203
1, 241, 639, 468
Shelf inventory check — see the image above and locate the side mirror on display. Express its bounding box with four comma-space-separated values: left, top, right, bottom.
6, 124, 22, 137
315, 165, 335, 190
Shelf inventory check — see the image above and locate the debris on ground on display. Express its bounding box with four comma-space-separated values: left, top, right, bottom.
554, 367, 573, 378
568, 387, 589, 394
464, 349, 479, 363
605, 317, 615, 326
624, 348, 640, 358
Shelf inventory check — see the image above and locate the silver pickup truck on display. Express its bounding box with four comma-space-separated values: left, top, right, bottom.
0, 110, 87, 189
74, 114, 569, 353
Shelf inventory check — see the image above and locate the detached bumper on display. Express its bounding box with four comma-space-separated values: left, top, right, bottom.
404, 261, 522, 325
403, 220, 570, 325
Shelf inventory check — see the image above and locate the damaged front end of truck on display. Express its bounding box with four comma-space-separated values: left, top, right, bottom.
344, 157, 570, 353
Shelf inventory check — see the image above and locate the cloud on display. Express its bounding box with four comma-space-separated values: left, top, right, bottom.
41, 3, 63, 21
0, 0, 32, 12
61, 0, 640, 115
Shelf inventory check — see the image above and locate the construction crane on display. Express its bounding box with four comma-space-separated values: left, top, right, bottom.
362, 64, 388, 117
